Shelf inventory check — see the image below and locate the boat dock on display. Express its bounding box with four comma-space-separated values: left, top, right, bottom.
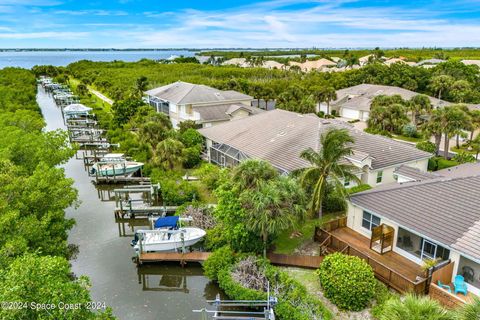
137, 252, 212, 266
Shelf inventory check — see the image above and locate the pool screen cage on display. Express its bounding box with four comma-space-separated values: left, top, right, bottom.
210, 142, 250, 167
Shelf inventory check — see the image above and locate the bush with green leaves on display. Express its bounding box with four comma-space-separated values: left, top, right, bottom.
377, 294, 452, 320
452, 151, 476, 164
402, 123, 418, 137
182, 146, 202, 168
317, 252, 376, 311
150, 169, 200, 205
193, 162, 227, 191
203, 246, 236, 281
416, 141, 437, 154
180, 128, 204, 148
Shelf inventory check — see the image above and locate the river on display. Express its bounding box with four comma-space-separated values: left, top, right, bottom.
37, 87, 220, 320
0, 50, 196, 69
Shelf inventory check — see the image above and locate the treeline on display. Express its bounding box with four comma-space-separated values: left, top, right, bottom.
199, 47, 480, 61
32, 58, 480, 110
0, 68, 114, 319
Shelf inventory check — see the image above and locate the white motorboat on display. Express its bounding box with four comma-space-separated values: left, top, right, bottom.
132, 227, 206, 253
90, 153, 143, 177
131, 216, 206, 252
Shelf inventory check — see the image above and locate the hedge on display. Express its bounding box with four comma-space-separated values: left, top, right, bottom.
317, 252, 376, 311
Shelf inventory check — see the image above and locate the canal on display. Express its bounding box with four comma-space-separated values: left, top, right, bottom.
37, 87, 220, 320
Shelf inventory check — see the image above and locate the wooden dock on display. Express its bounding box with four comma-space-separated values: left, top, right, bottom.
114, 205, 178, 218
138, 252, 212, 266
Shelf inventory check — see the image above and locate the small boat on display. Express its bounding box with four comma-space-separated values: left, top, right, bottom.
131, 216, 206, 252
90, 153, 143, 177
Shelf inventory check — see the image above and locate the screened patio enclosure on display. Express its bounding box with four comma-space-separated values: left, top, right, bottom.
210, 142, 250, 167
147, 96, 169, 115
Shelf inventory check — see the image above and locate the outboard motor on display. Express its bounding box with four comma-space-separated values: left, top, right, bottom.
131, 232, 139, 247
90, 167, 96, 175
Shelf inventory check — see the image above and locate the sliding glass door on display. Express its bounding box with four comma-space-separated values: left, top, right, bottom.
420, 239, 437, 260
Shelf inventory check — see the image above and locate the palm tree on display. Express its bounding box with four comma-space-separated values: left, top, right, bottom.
232, 159, 278, 191
456, 296, 480, 320
409, 95, 432, 124
451, 80, 471, 103
470, 135, 480, 160
153, 138, 184, 170
429, 75, 454, 100
468, 109, 480, 141
439, 106, 471, 158
378, 294, 452, 320
313, 86, 337, 115
298, 128, 360, 218
240, 176, 306, 257
422, 112, 444, 156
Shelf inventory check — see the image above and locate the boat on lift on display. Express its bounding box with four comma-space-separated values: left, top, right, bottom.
90, 153, 143, 177
131, 216, 206, 252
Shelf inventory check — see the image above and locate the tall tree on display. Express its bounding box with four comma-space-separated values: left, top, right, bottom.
313, 86, 337, 115
422, 112, 444, 156
408, 94, 432, 124
429, 75, 454, 100
232, 159, 278, 191
298, 129, 360, 218
240, 176, 306, 257
436, 106, 471, 159
468, 109, 480, 141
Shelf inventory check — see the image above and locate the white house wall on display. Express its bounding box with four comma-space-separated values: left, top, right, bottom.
367, 159, 429, 186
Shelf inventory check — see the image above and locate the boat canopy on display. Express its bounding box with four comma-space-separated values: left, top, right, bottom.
64, 103, 92, 114
154, 216, 179, 229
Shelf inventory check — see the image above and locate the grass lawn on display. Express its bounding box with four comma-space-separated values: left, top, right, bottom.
451, 146, 477, 155
392, 134, 424, 143
273, 212, 344, 254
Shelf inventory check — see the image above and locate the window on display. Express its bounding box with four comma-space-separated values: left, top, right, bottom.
376, 171, 383, 184
362, 211, 380, 231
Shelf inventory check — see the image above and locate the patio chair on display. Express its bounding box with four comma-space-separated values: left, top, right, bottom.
454, 275, 468, 296
437, 280, 451, 293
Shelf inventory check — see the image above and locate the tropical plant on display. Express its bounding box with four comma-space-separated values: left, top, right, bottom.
416, 141, 437, 154
429, 75, 454, 100
298, 128, 360, 218
240, 176, 306, 257
452, 151, 476, 164
439, 106, 471, 159
313, 86, 337, 115
378, 294, 452, 320
409, 94, 432, 124
317, 253, 376, 311
468, 109, 480, 141
231, 159, 278, 190
456, 296, 480, 320
203, 246, 236, 281
153, 138, 184, 170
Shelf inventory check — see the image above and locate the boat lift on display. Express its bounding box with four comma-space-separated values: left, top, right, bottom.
193, 287, 277, 320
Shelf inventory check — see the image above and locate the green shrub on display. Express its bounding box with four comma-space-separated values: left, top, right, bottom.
317, 252, 376, 311
182, 146, 202, 168
370, 280, 397, 319
452, 151, 475, 164
217, 267, 267, 301
194, 163, 226, 190
150, 169, 200, 205
323, 191, 346, 213
180, 128, 204, 148
416, 141, 436, 154
347, 184, 372, 194
377, 294, 451, 320
428, 157, 438, 171
203, 246, 236, 281
402, 123, 417, 137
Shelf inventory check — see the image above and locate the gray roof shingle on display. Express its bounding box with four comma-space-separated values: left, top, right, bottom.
350, 176, 480, 261
145, 81, 252, 105
394, 165, 441, 181
199, 109, 431, 172
193, 104, 264, 123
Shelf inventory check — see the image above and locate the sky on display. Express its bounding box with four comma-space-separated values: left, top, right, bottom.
1, 0, 480, 48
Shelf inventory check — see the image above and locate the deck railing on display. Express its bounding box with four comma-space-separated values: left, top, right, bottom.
314, 218, 429, 294
267, 253, 323, 269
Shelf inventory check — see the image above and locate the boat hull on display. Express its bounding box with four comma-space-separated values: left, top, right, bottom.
92, 162, 143, 177
135, 227, 206, 253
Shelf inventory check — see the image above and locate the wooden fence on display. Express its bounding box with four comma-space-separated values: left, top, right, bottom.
267, 253, 323, 269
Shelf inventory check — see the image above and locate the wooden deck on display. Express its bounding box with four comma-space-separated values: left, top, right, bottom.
267, 253, 323, 269
138, 252, 211, 265
330, 227, 423, 281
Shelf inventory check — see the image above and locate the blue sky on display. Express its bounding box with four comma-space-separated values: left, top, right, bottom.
1, 0, 480, 48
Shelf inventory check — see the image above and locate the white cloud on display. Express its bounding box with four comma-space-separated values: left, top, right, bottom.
0, 31, 88, 39
54, 9, 128, 16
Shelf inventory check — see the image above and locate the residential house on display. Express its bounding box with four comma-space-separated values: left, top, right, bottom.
346, 170, 480, 297
261, 60, 286, 70
321, 84, 450, 119
198, 109, 431, 186
145, 81, 254, 128
358, 54, 375, 66
461, 60, 480, 67
222, 58, 249, 67
288, 58, 337, 72
416, 59, 446, 68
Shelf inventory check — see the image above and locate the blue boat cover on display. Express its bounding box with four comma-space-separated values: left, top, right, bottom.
154, 216, 179, 229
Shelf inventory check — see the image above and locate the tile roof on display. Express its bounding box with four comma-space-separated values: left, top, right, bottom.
145, 81, 252, 105
436, 162, 480, 178
350, 175, 480, 261
193, 103, 264, 123
198, 109, 431, 172
394, 165, 440, 182
333, 84, 450, 111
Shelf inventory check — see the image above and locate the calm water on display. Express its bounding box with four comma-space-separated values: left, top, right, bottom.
37, 88, 220, 320
0, 50, 195, 69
